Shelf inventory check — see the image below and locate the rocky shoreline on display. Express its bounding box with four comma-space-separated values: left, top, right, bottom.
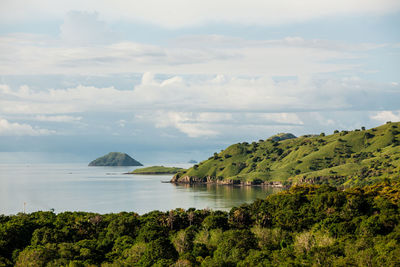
170, 175, 287, 188
126, 172, 178, 175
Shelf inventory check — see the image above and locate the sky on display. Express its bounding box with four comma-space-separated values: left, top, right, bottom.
0, 0, 399, 164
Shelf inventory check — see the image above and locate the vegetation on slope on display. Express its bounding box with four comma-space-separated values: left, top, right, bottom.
129, 166, 186, 175
1, 182, 400, 266
89, 152, 143, 167
269, 132, 297, 142
172, 122, 400, 187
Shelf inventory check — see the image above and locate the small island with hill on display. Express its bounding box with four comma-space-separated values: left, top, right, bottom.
88, 152, 143, 166
128, 166, 186, 175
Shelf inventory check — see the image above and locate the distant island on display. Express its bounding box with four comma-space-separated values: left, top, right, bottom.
188, 160, 197, 163
268, 132, 297, 142
89, 152, 143, 166
172, 122, 400, 187
128, 166, 185, 175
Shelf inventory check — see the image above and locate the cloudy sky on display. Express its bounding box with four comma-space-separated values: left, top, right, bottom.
0, 0, 399, 163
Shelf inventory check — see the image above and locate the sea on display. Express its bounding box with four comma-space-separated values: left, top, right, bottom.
0, 164, 281, 215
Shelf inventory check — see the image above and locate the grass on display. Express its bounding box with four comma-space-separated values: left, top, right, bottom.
173, 122, 400, 187
129, 166, 186, 174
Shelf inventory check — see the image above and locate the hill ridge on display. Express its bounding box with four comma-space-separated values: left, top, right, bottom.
171, 122, 400, 187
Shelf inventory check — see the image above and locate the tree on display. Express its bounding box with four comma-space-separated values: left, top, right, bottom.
138, 238, 178, 266
15, 245, 56, 267
202, 213, 228, 230
212, 230, 256, 265
172, 228, 195, 255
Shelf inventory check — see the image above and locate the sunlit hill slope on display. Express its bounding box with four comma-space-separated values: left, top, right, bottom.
171, 122, 400, 187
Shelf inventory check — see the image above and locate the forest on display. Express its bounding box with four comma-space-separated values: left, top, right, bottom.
1, 182, 400, 266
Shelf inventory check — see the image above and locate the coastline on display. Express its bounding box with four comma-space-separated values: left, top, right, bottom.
125, 172, 179, 175
170, 175, 287, 188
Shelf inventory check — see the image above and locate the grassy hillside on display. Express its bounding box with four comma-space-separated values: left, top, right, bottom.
172, 122, 400, 187
129, 166, 185, 174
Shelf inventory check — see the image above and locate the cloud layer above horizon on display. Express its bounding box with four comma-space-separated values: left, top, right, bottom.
2, 0, 400, 28
0, 1, 399, 162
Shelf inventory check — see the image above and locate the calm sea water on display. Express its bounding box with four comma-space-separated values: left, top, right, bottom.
0, 164, 281, 215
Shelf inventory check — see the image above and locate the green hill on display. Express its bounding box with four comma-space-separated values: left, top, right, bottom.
89, 152, 143, 166
171, 122, 400, 187
129, 166, 185, 174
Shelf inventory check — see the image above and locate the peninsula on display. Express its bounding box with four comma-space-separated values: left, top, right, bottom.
129, 166, 185, 175
171, 122, 400, 187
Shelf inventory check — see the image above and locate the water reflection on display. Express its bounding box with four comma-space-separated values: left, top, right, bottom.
173, 183, 282, 210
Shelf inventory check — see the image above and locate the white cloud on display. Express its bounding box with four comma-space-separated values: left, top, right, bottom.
60, 11, 118, 45
148, 111, 306, 137
0, 73, 398, 137
1, 0, 399, 28
153, 112, 230, 137
0, 33, 378, 76
257, 113, 304, 125
0, 84, 134, 114
0, 74, 397, 115
175, 35, 385, 52
35, 115, 82, 122
117, 120, 126, 127
370, 111, 400, 123
0, 118, 54, 136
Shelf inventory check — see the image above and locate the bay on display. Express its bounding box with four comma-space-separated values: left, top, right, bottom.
0, 163, 281, 215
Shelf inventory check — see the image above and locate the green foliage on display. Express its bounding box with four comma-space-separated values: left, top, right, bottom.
1, 183, 400, 266
138, 238, 177, 266
15, 245, 57, 267
201, 213, 228, 230
212, 229, 256, 265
